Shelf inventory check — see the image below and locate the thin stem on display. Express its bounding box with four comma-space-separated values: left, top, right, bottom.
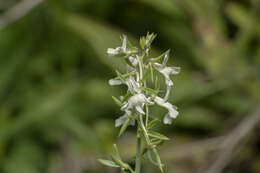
139, 114, 151, 146
144, 76, 149, 126
145, 93, 149, 126
138, 54, 150, 126
135, 54, 144, 173
137, 55, 143, 84
135, 128, 142, 173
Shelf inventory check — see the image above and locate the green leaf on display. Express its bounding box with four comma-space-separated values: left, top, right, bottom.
114, 70, 136, 80
152, 148, 164, 172
148, 131, 169, 140
147, 118, 159, 130
150, 63, 154, 82
113, 144, 121, 160
111, 155, 129, 170
155, 75, 160, 91
98, 159, 120, 168
122, 91, 132, 103
112, 96, 123, 107
118, 117, 130, 137
140, 36, 146, 49
151, 139, 164, 146
115, 70, 125, 82
140, 69, 150, 82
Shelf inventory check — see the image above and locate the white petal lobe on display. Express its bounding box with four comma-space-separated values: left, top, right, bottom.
109, 79, 122, 85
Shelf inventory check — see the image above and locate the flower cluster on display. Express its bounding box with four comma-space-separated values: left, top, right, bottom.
99, 33, 180, 173
108, 34, 180, 126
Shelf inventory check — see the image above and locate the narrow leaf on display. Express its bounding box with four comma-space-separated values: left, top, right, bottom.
140, 36, 146, 49
115, 70, 136, 80
148, 131, 169, 140
151, 139, 164, 146
140, 69, 150, 82
122, 91, 132, 103
152, 148, 164, 172
98, 159, 120, 168
141, 87, 158, 95
115, 70, 125, 82
112, 96, 123, 107
113, 144, 121, 160
150, 63, 154, 82
147, 118, 159, 130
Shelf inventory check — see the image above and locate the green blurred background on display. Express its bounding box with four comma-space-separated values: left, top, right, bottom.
0, 0, 259, 173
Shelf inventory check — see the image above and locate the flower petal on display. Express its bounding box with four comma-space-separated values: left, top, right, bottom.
126, 76, 141, 94
164, 85, 171, 101
109, 79, 123, 85
122, 35, 127, 51
154, 96, 179, 120
168, 106, 178, 118
129, 56, 138, 67
107, 48, 118, 56
163, 114, 173, 124
136, 105, 145, 114
162, 50, 169, 66
115, 114, 128, 127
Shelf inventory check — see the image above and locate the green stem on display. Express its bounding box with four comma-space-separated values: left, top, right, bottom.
137, 55, 144, 85
139, 114, 151, 146
135, 128, 142, 173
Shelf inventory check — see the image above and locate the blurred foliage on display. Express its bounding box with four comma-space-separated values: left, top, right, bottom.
0, 0, 259, 173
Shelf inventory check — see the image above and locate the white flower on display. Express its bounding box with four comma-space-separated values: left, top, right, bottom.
107, 35, 134, 56
128, 56, 138, 67
154, 96, 178, 124
108, 76, 141, 94
126, 76, 141, 94
115, 110, 135, 127
154, 51, 180, 87
153, 51, 180, 101
121, 93, 153, 115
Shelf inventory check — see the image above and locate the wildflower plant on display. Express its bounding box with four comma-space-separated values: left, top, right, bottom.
99, 33, 180, 173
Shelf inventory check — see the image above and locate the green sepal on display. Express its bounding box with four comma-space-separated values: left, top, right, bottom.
98, 159, 120, 168
112, 96, 123, 107
148, 131, 169, 141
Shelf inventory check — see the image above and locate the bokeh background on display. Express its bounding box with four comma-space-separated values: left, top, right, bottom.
0, 0, 260, 173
